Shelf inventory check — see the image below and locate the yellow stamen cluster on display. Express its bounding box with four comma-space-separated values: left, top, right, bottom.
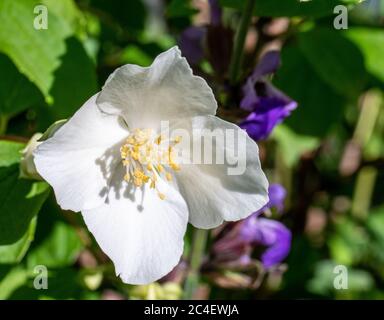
120, 128, 182, 200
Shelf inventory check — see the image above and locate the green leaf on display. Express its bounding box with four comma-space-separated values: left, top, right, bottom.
367, 206, 384, 244
121, 45, 153, 67
0, 0, 71, 98
0, 266, 28, 300
49, 37, 98, 117
0, 217, 37, 264
41, 0, 83, 35
27, 221, 84, 269
90, 0, 147, 33
0, 54, 43, 117
328, 217, 368, 265
298, 28, 367, 98
9, 267, 89, 300
308, 260, 374, 298
167, 0, 198, 18
273, 125, 320, 167
346, 28, 384, 86
0, 165, 50, 245
220, 0, 360, 18
274, 46, 345, 137
37, 37, 97, 130
0, 140, 25, 167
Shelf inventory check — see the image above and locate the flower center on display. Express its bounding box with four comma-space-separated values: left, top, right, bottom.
120, 128, 181, 200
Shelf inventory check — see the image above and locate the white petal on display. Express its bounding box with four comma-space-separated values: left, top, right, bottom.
34, 94, 129, 212
96, 46, 217, 129
176, 115, 269, 229
81, 170, 188, 285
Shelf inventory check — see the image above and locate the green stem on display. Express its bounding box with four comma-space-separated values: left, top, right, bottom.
0, 114, 8, 135
351, 166, 377, 220
228, 0, 256, 84
353, 90, 382, 146
183, 228, 209, 300
350, 90, 382, 220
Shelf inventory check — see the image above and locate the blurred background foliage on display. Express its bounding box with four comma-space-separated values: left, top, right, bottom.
0, 0, 384, 300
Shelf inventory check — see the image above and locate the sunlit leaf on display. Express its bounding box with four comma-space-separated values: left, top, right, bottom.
0, 140, 25, 167
0, 266, 28, 300
346, 28, 384, 86
0, 217, 37, 264
274, 46, 345, 137
298, 28, 367, 98
0, 0, 71, 97
27, 220, 84, 269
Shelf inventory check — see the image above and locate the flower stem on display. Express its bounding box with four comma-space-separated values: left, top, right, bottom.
183, 228, 209, 299
228, 0, 256, 85
351, 90, 383, 219
351, 166, 377, 220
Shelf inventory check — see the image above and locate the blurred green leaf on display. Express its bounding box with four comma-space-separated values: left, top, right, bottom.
328, 217, 368, 265
298, 28, 367, 98
367, 206, 384, 243
0, 217, 37, 264
346, 28, 384, 86
220, 0, 360, 18
308, 260, 374, 298
10, 268, 87, 300
366, 206, 384, 268
0, 0, 71, 98
273, 125, 320, 167
89, 0, 147, 33
27, 221, 83, 269
0, 165, 50, 245
167, 0, 198, 18
0, 266, 28, 299
121, 45, 152, 66
282, 236, 321, 296
274, 46, 345, 137
0, 54, 43, 117
0, 140, 25, 167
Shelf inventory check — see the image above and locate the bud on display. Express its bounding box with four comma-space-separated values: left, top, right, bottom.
20, 119, 67, 180
20, 133, 43, 180
130, 282, 183, 300
82, 271, 103, 291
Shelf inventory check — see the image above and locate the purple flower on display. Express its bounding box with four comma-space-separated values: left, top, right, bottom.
209, 0, 222, 26
240, 217, 291, 268
178, 26, 206, 65
239, 51, 297, 141
251, 183, 287, 216
178, 0, 222, 65
265, 183, 286, 214
212, 184, 291, 269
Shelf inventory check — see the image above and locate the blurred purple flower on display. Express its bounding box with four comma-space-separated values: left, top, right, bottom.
178, 0, 222, 65
239, 51, 297, 141
240, 217, 291, 268
265, 183, 286, 214
209, 0, 222, 26
178, 26, 206, 65
160, 259, 188, 284
212, 184, 291, 269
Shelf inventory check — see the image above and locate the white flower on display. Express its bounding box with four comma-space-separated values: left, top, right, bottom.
34, 47, 268, 285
